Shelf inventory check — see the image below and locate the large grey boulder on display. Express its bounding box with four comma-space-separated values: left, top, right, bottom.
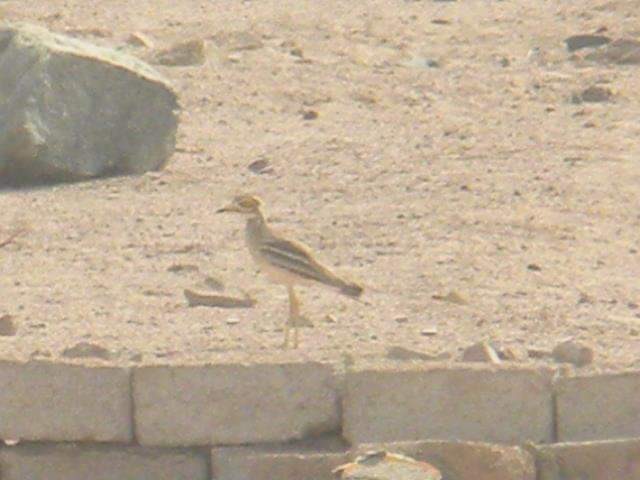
0, 23, 179, 184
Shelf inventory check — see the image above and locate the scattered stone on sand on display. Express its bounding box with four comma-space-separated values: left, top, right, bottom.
184, 288, 256, 308
0, 314, 17, 336
552, 340, 594, 367
585, 38, 640, 65
302, 109, 319, 120
203, 275, 225, 291
572, 86, 613, 104
0, 23, 178, 185
420, 327, 438, 337
127, 31, 154, 48
495, 345, 520, 361
564, 34, 611, 52
386, 345, 439, 361
431, 291, 468, 305
248, 158, 274, 174
150, 38, 206, 66
325, 314, 338, 323
461, 341, 502, 364
62, 341, 112, 360
167, 263, 200, 274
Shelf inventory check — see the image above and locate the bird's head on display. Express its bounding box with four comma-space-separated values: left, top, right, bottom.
217, 194, 264, 217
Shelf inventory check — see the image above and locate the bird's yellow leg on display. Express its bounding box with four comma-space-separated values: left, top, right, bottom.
286, 285, 301, 349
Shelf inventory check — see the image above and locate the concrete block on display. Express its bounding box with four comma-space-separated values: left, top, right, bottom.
133, 362, 339, 446
211, 436, 348, 480
532, 438, 640, 480
355, 440, 535, 480
556, 371, 640, 441
343, 365, 553, 445
0, 360, 131, 442
0, 443, 208, 480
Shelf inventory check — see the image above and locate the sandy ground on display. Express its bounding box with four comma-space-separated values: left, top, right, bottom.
0, 0, 639, 369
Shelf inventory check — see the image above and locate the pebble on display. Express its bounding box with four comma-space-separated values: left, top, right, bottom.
62, 342, 111, 360
461, 341, 501, 364
387, 345, 438, 361
552, 340, 593, 367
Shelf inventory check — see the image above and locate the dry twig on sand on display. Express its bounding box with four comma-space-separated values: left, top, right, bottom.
0, 227, 28, 249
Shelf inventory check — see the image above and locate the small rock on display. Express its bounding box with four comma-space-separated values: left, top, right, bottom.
225, 317, 240, 325
403, 56, 440, 69
0, 314, 17, 336
394, 316, 409, 324
552, 340, 593, 367
495, 346, 520, 361
527, 263, 542, 271
420, 327, 438, 337
387, 345, 438, 361
62, 342, 112, 360
302, 110, 318, 120
4, 439, 19, 446
572, 85, 612, 104
325, 314, 337, 323
585, 38, 640, 65
431, 291, 468, 305
527, 46, 546, 65
461, 341, 501, 364
248, 159, 273, 174
167, 264, 199, 274
184, 289, 255, 308
564, 34, 611, 52
126, 32, 154, 48
151, 38, 206, 66
226, 52, 242, 63
577, 291, 594, 304
203, 275, 225, 291
0, 23, 179, 184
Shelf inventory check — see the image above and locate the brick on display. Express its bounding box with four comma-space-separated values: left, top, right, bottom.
0, 360, 131, 442
133, 362, 339, 446
0, 443, 208, 480
343, 365, 553, 445
532, 438, 640, 480
556, 371, 640, 441
354, 440, 535, 480
211, 436, 349, 480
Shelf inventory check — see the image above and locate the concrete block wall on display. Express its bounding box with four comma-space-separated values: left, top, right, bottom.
0, 359, 639, 479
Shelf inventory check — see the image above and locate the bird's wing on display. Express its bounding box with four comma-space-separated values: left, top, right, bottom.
259, 237, 339, 286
